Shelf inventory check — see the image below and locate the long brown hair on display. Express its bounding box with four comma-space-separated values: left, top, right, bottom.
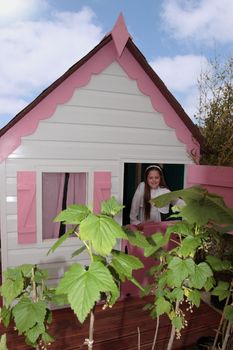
143, 165, 167, 220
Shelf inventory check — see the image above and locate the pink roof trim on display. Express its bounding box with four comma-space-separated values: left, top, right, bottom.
111, 13, 131, 57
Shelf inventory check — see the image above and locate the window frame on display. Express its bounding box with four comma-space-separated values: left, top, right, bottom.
36, 166, 94, 244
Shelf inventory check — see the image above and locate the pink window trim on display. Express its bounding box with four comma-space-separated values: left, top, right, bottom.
17, 171, 37, 244
93, 172, 111, 214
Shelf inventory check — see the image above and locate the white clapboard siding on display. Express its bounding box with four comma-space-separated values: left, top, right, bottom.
11, 141, 187, 161
41, 106, 167, 130
24, 123, 179, 146
2, 61, 190, 284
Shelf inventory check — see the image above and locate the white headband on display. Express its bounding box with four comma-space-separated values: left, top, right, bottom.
145, 165, 163, 173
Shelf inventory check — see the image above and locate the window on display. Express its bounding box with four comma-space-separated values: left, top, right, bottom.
42, 172, 87, 239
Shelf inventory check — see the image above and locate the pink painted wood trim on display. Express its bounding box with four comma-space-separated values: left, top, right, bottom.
0, 40, 198, 162
93, 172, 111, 214
0, 41, 116, 162
111, 13, 131, 57
117, 50, 200, 159
17, 171, 37, 244
187, 164, 233, 208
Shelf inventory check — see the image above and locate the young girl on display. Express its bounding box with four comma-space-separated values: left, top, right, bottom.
130, 165, 183, 225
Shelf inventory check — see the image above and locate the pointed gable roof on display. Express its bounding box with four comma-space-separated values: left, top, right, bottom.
0, 14, 205, 162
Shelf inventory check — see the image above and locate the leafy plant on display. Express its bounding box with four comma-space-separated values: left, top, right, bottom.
0, 264, 63, 349
48, 196, 146, 349
143, 186, 233, 350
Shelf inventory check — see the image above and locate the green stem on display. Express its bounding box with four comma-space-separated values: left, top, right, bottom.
31, 267, 37, 303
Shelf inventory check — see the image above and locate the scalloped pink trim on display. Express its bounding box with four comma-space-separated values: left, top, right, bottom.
117, 49, 200, 159
0, 40, 199, 162
0, 41, 116, 162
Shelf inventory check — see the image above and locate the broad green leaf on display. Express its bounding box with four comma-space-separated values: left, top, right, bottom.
165, 221, 192, 236
204, 276, 215, 292
151, 186, 233, 225
12, 297, 47, 333
34, 269, 49, 283
206, 255, 232, 271
144, 232, 170, 257
0, 306, 12, 327
111, 250, 143, 281
189, 262, 213, 289
0, 334, 7, 350
71, 245, 87, 258
178, 236, 201, 257
224, 305, 233, 323
54, 204, 90, 224
169, 288, 184, 302
101, 197, 124, 216
128, 276, 145, 292
26, 323, 45, 344
47, 228, 74, 255
79, 214, 126, 256
41, 332, 55, 343
188, 290, 201, 307
19, 264, 34, 278
1, 272, 24, 307
156, 297, 171, 316
124, 229, 149, 248
172, 316, 183, 331
3, 267, 21, 281
168, 257, 195, 285
212, 281, 230, 301
56, 262, 119, 323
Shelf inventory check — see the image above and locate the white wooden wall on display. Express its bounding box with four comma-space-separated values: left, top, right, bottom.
0, 62, 191, 284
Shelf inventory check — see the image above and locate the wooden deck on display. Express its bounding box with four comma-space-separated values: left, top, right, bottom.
1, 295, 220, 350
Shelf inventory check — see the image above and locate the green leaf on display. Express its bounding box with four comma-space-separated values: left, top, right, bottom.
189, 262, 213, 289
156, 297, 171, 316
165, 221, 192, 236
168, 257, 195, 286
101, 197, 124, 216
71, 245, 87, 258
206, 255, 232, 271
12, 297, 47, 333
56, 262, 119, 323
54, 204, 90, 224
19, 264, 35, 278
34, 268, 49, 283
79, 214, 126, 256
151, 186, 233, 225
172, 316, 183, 331
204, 276, 215, 292
47, 228, 74, 255
0, 334, 8, 350
178, 236, 201, 257
188, 290, 201, 307
124, 229, 149, 248
169, 288, 184, 302
110, 250, 143, 281
224, 305, 233, 323
1, 270, 24, 306
212, 281, 230, 301
144, 232, 170, 257
0, 306, 12, 327
41, 332, 55, 343
26, 323, 45, 344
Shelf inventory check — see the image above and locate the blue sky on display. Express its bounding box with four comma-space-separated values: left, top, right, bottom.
0, 0, 232, 128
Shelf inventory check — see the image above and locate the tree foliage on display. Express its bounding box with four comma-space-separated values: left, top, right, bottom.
196, 56, 233, 166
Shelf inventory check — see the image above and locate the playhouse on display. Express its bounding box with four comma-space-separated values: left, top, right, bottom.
0, 15, 205, 284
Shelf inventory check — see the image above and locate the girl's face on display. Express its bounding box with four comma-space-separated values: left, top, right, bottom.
147, 169, 161, 189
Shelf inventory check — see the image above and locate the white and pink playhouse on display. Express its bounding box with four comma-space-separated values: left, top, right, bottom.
0, 15, 232, 288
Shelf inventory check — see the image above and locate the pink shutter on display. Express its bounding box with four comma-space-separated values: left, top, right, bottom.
17, 171, 37, 244
93, 172, 111, 214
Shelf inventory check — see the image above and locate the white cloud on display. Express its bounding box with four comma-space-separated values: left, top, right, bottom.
150, 54, 209, 120
0, 6, 103, 119
0, 0, 48, 24
150, 54, 208, 92
162, 0, 233, 44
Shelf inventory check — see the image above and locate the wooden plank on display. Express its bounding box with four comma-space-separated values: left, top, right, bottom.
1, 296, 221, 350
